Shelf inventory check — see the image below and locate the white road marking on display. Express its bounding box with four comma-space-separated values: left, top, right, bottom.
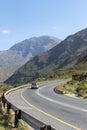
36, 85, 87, 112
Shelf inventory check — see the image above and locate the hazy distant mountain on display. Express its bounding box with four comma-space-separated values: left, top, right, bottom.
0, 36, 61, 82
10, 36, 60, 57
5, 28, 87, 85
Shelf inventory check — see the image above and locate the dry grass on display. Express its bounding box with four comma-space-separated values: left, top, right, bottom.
56, 84, 75, 94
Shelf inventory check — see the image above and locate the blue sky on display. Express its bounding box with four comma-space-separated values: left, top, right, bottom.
0, 0, 87, 50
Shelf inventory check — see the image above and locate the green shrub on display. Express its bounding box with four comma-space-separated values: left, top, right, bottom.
76, 86, 82, 96
2, 85, 12, 93
67, 80, 75, 85
3, 114, 11, 127
76, 85, 87, 98
18, 121, 28, 130
14, 84, 21, 87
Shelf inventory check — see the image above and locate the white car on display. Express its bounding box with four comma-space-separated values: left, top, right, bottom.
31, 82, 38, 89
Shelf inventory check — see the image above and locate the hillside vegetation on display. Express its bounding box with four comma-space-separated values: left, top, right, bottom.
4, 28, 87, 85
55, 79, 87, 98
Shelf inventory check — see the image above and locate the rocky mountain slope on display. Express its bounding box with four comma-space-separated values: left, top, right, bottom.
0, 36, 60, 82
71, 54, 87, 72
5, 28, 87, 85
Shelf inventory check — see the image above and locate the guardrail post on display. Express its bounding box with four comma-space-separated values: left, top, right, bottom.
40, 125, 52, 130
2, 96, 6, 108
18, 109, 21, 119
1, 93, 4, 102
7, 102, 11, 113
46, 125, 51, 130
14, 110, 21, 128
14, 110, 19, 128
40, 125, 45, 130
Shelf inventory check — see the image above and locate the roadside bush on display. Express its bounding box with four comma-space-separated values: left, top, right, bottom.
56, 84, 75, 94
2, 85, 13, 93
64, 85, 75, 94
0, 102, 3, 116
3, 113, 11, 127
76, 85, 87, 98
76, 86, 83, 96
18, 121, 28, 130
14, 84, 21, 87
67, 80, 76, 85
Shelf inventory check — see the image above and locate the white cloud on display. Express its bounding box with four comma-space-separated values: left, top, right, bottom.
2, 29, 10, 34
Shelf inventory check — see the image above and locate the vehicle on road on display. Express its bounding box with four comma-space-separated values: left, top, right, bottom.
31, 82, 38, 89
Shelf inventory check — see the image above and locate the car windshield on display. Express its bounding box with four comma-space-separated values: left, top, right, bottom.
32, 83, 36, 85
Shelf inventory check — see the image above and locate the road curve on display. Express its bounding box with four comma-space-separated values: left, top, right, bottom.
7, 80, 87, 130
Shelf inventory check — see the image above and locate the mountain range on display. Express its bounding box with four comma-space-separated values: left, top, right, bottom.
5, 28, 87, 85
0, 36, 60, 82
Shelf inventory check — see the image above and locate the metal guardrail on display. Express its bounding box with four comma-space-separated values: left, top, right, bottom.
3, 85, 56, 130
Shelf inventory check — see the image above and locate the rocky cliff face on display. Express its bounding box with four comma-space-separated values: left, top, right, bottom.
0, 36, 61, 82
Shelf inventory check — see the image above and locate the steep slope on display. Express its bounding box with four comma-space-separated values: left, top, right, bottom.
5, 28, 87, 85
0, 36, 60, 82
71, 54, 87, 72
77, 55, 87, 63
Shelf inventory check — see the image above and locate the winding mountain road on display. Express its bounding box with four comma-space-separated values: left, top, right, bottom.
7, 80, 87, 130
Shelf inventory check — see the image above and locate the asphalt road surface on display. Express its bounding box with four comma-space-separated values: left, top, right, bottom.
7, 80, 87, 130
